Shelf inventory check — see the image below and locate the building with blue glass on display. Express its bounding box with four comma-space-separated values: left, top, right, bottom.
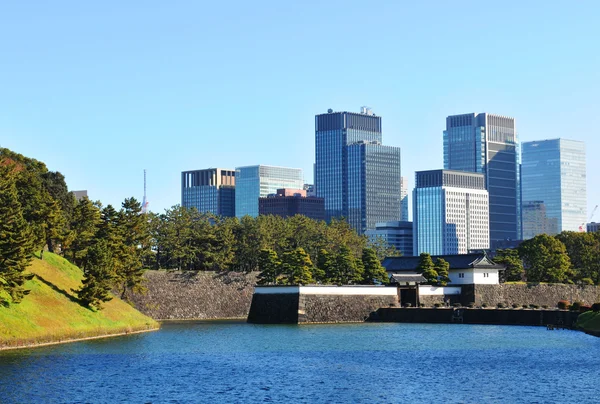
235, 165, 304, 218
181, 168, 236, 217
315, 107, 402, 234
413, 170, 489, 256
365, 221, 414, 257
521, 139, 586, 237
443, 113, 520, 243
400, 177, 409, 221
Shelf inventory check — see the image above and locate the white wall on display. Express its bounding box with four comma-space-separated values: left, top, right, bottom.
254, 286, 397, 295
419, 286, 462, 296
448, 269, 499, 285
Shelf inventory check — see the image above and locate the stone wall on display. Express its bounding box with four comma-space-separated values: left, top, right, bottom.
299, 294, 398, 323
126, 270, 257, 320
419, 295, 461, 307
462, 284, 600, 307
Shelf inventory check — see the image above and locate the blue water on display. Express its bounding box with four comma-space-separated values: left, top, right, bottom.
0, 322, 598, 403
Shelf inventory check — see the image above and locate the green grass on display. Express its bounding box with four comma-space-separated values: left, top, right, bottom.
0, 252, 159, 349
576, 310, 600, 334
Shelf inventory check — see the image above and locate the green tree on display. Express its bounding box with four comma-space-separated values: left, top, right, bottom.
361, 247, 389, 285
281, 248, 314, 285
556, 231, 600, 284
256, 249, 281, 285
494, 249, 524, 282
116, 198, 148, 297
76, 240, 115, 310
316, 249, 335, 283
417, 253, 438, 285
434, 258, 450, 286
518, 234, 571, 283
331, 245, 363, 285
0, 165, 34, 305
63, 197, 101, 268
367, 236, 402, 261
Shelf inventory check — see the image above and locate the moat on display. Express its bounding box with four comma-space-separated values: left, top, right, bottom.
0, 321, 598, 403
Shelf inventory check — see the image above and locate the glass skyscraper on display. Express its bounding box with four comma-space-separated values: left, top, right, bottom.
413, 170, 489, 255
181, 168, 236, 217
235, 165, 304, 218
365, 221, 413, 257
444, 113, 520, 243
400, 177, 409, 221
315, 107, 402, 234
521, 139, 586, 237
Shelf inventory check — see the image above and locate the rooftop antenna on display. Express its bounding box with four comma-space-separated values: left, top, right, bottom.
142, 169, 149, 213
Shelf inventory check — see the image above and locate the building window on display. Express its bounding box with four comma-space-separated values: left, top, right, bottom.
459, 273, 465, 278
483, 273, 489, 278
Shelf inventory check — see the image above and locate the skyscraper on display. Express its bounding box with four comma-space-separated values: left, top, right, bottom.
400, 177, 409, 221
235, 165, 304, 218
181, 168, 236, 217
315, 107, 402, 233
413, 170, 489, 255
444, 113, 520, 243
521, 139, 586, 236
365, 221, 414, 257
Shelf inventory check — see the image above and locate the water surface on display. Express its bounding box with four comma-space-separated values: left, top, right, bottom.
0, 322, 598, 403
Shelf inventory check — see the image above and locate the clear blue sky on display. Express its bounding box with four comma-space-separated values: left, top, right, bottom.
2, 1, 599, 217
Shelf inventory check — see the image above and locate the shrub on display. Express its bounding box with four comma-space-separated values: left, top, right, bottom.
531, 304, 539, 309
565, 279, 575, 285
542, 305, 548, 309
592, 303, 600, 312
512, 303, 519, 309
497, 303, 506, 309
581, 278, 594, 285
405, 303, 412, 308
453, 303, 462, 308
580, 305, 592, 312
557, 300, 570, 310
434, 303, 442, 308
419, 303, 425, 308
571, 301, 583, 311
468, 302, 475, 308
522, 304, 528, 309
482, 303, 488, 308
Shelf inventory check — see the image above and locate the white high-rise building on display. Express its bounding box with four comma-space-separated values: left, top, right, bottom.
400, 177, 409, 221
413, 170, 489, 255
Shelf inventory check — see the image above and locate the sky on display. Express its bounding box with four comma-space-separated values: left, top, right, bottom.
1, 0, 599, 217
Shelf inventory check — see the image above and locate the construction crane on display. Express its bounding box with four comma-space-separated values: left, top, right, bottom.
579, 204, 598, 232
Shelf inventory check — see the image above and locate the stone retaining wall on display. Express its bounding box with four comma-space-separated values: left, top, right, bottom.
299, 294, 398, 323
462, 284, 600, 307
126, 270, 257, 320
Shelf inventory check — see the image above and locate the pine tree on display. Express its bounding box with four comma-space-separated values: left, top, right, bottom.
117, 198, 148, 297
361, 247, 390, 285
434, 258, 450, 286
0, 166, 34, 305
76, 240, 115, 310
334, 245, 362, 285
257, 249, 281, 285
316, 249, 334, 283
281, 248, 314, 285
417, 253, 438, 285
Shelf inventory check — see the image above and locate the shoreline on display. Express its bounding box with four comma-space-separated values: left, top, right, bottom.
0, 326, 159, 352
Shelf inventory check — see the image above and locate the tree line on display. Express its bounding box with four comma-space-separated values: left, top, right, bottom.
0, 148, 396, 308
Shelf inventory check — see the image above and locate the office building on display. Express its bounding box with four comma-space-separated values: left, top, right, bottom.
303, 184, 316, 197
315, 107, 402, 233
413, 170, 489, 255
72, 190, 88, 201
444, 113, 520, 242
259, 188, 325, 221
365, 221, 413, 257
522, 201, 557, 240
587, 222, 600, 233
521, 139, 586, 236
235, 165, 304, 218
181, 168, 236, 217
400, 177, 409, 221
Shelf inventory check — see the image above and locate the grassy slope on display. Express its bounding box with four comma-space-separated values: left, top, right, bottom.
576, 310, 600, 335
0, 253, 159, 348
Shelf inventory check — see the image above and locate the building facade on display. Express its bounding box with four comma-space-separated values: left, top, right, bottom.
444, 113, 520, 242
181, 168, 236, 217
413, 170, 489, 256
521, 139, 586, 237
235, 165, 304, 218
259, 188, 325, 221
587, 222, 600, 233
315, 107, 402, 233
400, 177, 409, 222
365, 221, 413, 257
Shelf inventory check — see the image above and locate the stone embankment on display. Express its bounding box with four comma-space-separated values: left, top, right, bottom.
462, 284, 600, 307
126, 270, 257, 320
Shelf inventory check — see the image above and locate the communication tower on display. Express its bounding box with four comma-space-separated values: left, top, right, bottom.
142, 169, 149, 214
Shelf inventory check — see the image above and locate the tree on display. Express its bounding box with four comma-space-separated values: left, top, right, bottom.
0, 165, 34, 305
417, 253, 438, 285
76, 240, 115, 309
361, 247, 389, 285
518, 234, 571, 283
556, 231, 600, 284
330, 245, 363, 285
494, 249, 524, 282
433, 258, 450, 286
316, 249, 335, 283
367, 236, 402, 261
63, 197, 101, 268
256, 249, 281, 285
281, 248, 314, 285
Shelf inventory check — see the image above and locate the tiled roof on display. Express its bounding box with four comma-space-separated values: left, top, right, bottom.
383, 253, 505, 272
